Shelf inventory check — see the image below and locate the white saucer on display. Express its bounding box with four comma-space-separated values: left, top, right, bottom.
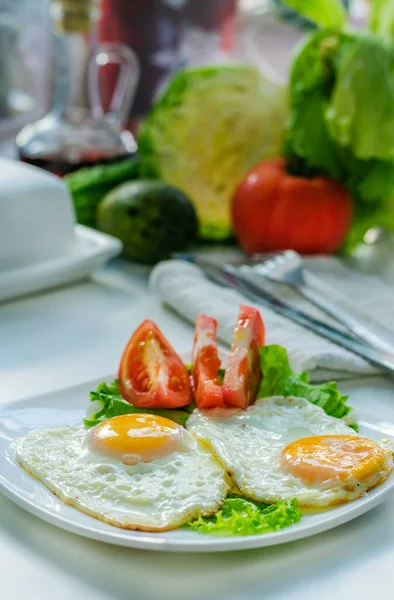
0, 225, 122, 302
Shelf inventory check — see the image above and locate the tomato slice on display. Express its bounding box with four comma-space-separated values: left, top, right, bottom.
192, 314, 224, 409
118, 319, 192, 408
222, 305, 265, 409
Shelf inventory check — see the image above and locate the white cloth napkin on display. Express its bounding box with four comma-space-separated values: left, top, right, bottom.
150, 257, 394, 381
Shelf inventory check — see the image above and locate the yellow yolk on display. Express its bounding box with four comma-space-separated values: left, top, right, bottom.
281, 435, 387, 486
88, 414, 183, 465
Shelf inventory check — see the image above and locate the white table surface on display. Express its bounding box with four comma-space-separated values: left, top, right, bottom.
1, 257, 394, 600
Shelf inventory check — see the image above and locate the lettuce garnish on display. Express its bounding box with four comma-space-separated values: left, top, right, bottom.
187, 494, 301, 536
86, 346, 354, 428
84, 380, 194, 428
259, 345, 355, 426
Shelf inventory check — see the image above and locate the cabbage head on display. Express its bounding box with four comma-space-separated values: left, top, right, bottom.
138, 65, 287, 240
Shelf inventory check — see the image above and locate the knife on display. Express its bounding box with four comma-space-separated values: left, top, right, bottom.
175, 255, 394, 377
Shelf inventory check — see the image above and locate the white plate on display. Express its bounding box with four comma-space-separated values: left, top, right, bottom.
0, 225, 122, 302
1, 376, 394, 553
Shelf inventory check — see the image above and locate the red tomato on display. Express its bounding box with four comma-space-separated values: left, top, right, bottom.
222, 305, 265, 409
232, 158, 352, 255
192, 314, 224, 408
118, 319, 192, 408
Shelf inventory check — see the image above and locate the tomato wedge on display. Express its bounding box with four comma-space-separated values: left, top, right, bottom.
192, 314, 224, 409
118, 319, 192, 408
222, 305, 265, 409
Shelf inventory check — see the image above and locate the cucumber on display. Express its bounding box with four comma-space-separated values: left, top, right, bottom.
64, 157, 140, 227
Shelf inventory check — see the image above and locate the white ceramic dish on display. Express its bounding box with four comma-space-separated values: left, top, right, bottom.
0, 158, 122, 301
0, 225, 122, 302
1, 376, 394, 553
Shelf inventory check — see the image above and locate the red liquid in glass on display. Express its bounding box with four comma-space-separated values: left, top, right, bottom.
19, 151, 132, 177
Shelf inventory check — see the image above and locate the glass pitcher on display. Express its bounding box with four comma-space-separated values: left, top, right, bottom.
16, 0, 140, 176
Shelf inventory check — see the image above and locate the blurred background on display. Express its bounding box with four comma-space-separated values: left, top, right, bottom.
0, 0, 364, 157
5, 0, 392, 277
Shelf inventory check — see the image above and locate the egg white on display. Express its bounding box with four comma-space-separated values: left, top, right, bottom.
187, 396, 394, 508
14, 424, 229, 531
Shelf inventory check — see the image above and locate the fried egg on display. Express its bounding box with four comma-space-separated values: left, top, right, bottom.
187, 396, 393, 508
14, 413, 229, 531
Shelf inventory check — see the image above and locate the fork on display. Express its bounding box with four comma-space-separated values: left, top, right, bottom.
231, 250, 394, 355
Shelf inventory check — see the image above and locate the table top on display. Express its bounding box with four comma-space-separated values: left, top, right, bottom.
2, 258, 394, 600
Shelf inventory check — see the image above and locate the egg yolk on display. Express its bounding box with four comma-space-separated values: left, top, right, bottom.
88, 414, 183, 465
281, 435, 386, 486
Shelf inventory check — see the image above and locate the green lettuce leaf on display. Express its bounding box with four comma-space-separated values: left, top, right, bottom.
258, 345, 353, 422
84, 380, 194, 428
341, 157, 394, 251
369, 0, 394, 42
187, 494, 301, 536
286, 28, 394, 250
281, 0, 346, 29
326, 36, 394, 162
285, 30, 348, 181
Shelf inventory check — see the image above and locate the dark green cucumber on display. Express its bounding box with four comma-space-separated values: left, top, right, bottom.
64, 157, 140, 227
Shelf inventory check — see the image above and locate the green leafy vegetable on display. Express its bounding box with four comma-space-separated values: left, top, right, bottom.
326, 36, 394, 162
369, 0, 394, 42
285, 30, 348, 181
138, 65, 287, 240
286, 28, 394, 249
342, 158, 394, 251
259, 345, 353, 421
187, 494, 301, 536
84, 380, 194, 428
281, 0, 346, 30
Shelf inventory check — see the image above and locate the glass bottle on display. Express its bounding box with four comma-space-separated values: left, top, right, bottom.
16, 0, 140, 176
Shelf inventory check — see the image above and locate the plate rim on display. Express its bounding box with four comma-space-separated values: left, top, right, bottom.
1, 378, 394, 553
